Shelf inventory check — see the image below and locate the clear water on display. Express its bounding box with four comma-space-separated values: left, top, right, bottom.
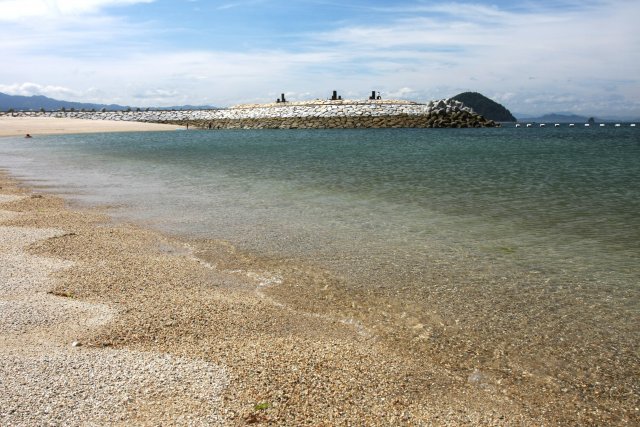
1, 127, 639, 411
2, 128, 638, 284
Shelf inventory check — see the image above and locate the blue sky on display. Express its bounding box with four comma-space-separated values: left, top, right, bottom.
0, 0, 638, 116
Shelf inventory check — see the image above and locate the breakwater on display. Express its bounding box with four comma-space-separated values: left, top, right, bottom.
1, 99, 498, 129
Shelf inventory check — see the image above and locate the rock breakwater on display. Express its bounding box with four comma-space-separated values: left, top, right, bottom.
1, 99, 498, 129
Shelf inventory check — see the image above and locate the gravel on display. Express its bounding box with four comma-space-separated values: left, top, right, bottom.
0, 193, 228, 426
0, 349, 227, 426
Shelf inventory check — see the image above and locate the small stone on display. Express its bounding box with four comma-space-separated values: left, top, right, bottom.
71, 341, 82, 347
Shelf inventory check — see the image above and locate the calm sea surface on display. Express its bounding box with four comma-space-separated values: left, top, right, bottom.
2, 127, 638, 285
1, 127, 639, 412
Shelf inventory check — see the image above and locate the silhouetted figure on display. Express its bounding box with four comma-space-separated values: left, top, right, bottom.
25, 134, 32, 138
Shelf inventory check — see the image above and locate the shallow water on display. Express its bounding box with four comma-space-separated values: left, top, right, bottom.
2, 128, 638, 283
1, 126, 639, 420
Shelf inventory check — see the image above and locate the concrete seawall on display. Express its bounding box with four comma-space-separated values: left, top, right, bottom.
0, 99, 498, 129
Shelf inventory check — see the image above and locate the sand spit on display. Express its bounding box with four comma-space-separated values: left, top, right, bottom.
0, 116, 184, 137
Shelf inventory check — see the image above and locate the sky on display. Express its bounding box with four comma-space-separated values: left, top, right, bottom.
0, 0, 638, 116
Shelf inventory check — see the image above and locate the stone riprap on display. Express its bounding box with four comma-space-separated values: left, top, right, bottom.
0, 99, 498, 129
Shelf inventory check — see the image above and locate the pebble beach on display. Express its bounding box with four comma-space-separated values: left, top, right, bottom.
0, 118, 638, 426
0, 171, 531, 426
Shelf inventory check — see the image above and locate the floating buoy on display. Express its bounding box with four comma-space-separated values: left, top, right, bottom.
569, 123, 575, 127
515, 123, 521, 127
554, 123, 560, 127
600, 123, 605, 127
585, 123, 590, 127
526, 123, 532, 128
631, 124, 636, 127
539, 123, 546, 127
615, 124, 621, 127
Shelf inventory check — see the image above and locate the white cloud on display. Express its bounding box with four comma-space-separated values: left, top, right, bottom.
0, 0, 157, 60
0, 0, 637, 115
0, 0, 154, 21
215, 0, 265, 11
385, 87, 415, 99
0, 82, 80, 99
305, 0, 640, 115
134, 88, 179, 99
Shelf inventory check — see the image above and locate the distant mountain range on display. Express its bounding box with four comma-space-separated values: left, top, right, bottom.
515, 113, 592, 123
512, 113, 639, 123
0, 92, 216, 112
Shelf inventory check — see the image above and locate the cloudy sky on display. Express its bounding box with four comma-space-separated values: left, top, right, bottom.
0, 0, 638, 116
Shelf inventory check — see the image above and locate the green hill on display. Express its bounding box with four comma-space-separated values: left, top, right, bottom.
450, 92, 516, 122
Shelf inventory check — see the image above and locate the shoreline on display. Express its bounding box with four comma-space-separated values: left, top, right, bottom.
0, 171, 525, 425
1, 166, 637, 425
0, 116, 185, 137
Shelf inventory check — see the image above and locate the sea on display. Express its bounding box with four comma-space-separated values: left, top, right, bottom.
1, 125, 638, 415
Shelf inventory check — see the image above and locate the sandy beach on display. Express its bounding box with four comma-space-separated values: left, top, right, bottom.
0, 173, 534, 425
1, 134, 637, 424
0, 116, 183, 137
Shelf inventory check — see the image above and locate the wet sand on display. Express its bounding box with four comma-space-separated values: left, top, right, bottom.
0, 171, 637, 425
0, 116, 184, 137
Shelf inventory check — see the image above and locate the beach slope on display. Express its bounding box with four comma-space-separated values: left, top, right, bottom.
0, 172, 535, 425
